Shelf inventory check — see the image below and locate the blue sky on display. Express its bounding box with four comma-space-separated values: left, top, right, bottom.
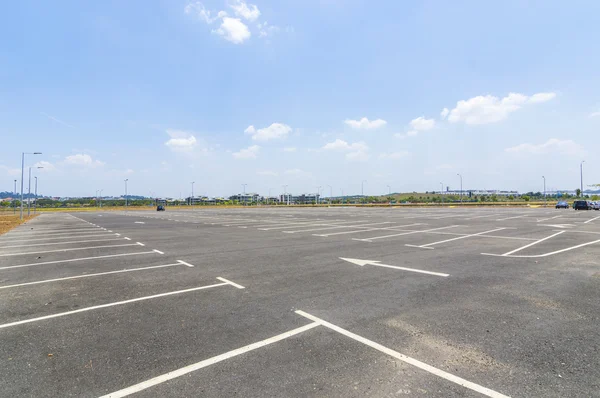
1, 0, 599, 198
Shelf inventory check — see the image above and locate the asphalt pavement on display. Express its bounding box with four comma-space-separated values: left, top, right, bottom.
1, 206, 599, 397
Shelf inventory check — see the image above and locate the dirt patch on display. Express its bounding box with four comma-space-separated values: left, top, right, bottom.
0, 214, 38, 235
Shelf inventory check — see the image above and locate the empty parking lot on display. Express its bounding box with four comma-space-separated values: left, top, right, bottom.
1, 206, 599, 397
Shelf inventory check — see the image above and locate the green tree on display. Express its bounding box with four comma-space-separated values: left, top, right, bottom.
522, 195, 530, 202
576, 188, 582, 197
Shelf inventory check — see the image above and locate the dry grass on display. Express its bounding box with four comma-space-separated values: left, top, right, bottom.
0, 214, 38, 235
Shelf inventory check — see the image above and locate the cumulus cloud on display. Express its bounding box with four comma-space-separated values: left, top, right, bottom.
258, 21, 279, 37
229, 0, 260, 21
213, 17, 251, 44
379, 151, 410, 159
344, 117, 387, 130
322, 139, 368, 152
346, 151, 369, 161
233, 145, 260, 159
0, 164, 21, 177
396, 116, 436, 138
64, 154, 105, 167
440, 108, 449, 120
165, 130, 198, 152
505, 138, 585, 156
245, 123, 292, 141
446, 92, 556, 125
257, 170, 278, 176
184, 2, 218, 23
590, 110, 600, 118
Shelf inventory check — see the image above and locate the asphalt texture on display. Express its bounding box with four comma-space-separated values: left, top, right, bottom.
0, 206, 599, 397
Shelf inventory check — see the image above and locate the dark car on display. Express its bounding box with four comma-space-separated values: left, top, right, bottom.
555, 201, 569, 209
157, 205, 165, 211
573, 200, 592, 210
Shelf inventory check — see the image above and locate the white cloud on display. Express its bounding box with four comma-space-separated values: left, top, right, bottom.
589, 111, 600, 118
258, 21, 279, 38
529, 92, 556, 103
185, 2, 218, 23
379, 151, 410, 159
344, 117, 387, 130
0, 164, 21, 177
214, 17, 251, 44
164, 130, 198, 152
284, 168, 310, 177
257, 170, 278, 176
233, 145, 260, 159
346, 151, 370, 161
505, 138, 585, 156
64, 154, 105, 167
229, 0, 260, 21
322, 139, 368, 152
33, 161, 56, 172
409, 116, 435, 131
283, 147, 297, 152
440, 108, 449, 119
446, 92, 556, 125
245, 123, 292, 141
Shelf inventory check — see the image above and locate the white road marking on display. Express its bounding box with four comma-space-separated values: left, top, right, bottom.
0, 243, 141, 257
405, 227, 507, 249
282, 221, 395, 234
464, 214, 501, 220
538, 224, 574, 229
583, 215, 600, 224
0, 233, 118, 244
353, 225, 462, 242
483, 238, 600, 258
136, 242, 145, 246
0, 263, 185, 290
258, 220, 360, 231
0, 237, 123, 249
124, 237, 131, 240
295, 311, 509, 398
177, 260, 194, 267
339, 257, 449, 277
496, 214, 528, 221
0, 251, 154, 270
2, 229, 110, 238
0, 280, 232, 330
216, 277, 245, 289
115, 233, 121, 236
134, 222, 145, 224
502, 231, 565, 256
536, 215, 562, 222
153, 249, 164, 254
99, 322, 320, 398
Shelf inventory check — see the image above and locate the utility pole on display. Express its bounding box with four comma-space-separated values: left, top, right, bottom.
283, 185, 288, 205
20, 152, 42, 220
316, 186, 322, 205
440, 182, 444, 206
13, 179, 17, 214
191, 181, 195, 207
361, 180, 367, 204
34, 176, 39, 214
327, 185, 333, 204
542, 176, 546, 207
580, 160, 585, 197
99, 189, 103, 208
242, 183, 247, 205
457, 174, 463, 204
124, 179, 129, 209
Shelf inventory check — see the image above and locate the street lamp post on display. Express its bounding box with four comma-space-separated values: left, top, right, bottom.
457, 174, 463, 204
191, 181, 195, 207
124, 179, 129, 209
242, 183, 247, 205
283, 184, 288, 205
99, 189, 103, 208
27, 166, 43, 216
34, 172, 43, 214
361, 180, 367, 204
580, 161, 585, 197
13, 179, 17, 215
440, 182, 444, 206
20, 152, 42, 220
542, 176, 546, 206
327, 185, 333, 204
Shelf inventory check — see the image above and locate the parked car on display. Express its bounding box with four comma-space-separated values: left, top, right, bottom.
555, 201, 569, 209
593, 201, 600, 210
157, 205, 165, 211
573, 200, 593, 210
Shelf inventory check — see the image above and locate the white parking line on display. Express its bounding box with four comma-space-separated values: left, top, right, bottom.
0, 279, 236, 330
483, 238, 600, 258
353, 225, 462, 242
177, 260, 194, 267
0, 233, 117, 244
282, 221, 396, 234
99, 322, 320, 398
1, 230, 114, 239
3, 227, 100, 235
258, 221, 350, 231
405, 228, 507, 249
502, 231, 565, 256
295, 311, 509, 398
464, 214, 501, 220
216, 277, 245, 289
0, 243, 141, 257
0, 263, 186, 290
583, 215, 600, 224
0, 252, 156, 271
496, 214, 528, 221
314, 223, 425, 237
0, 237, 124, 249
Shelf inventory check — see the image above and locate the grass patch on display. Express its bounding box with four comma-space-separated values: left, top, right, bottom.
0, 214, 38, 235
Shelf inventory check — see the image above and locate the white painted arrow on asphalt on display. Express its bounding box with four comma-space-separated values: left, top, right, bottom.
339, 258, 449, 277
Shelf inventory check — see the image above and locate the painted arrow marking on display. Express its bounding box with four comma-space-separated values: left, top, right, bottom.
339, 258, 449, 277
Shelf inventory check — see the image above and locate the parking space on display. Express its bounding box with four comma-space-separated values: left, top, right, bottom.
1, 207, 599, 397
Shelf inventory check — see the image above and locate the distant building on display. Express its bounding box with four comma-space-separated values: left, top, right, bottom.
278, 193, 320, 204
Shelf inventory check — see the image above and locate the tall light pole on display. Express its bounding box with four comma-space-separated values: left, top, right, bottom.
580, 160, 585, 197
191, 181, 195, 207
327, 185, 333, 204
542, 176, 546, 206
242, 183, 247, 205
13, 179, 17, 215
27, 166, 43, 216
124, 179, 129, 209
316, 186, 322, 205
283, 184, 288, 205
362, 180, 367, 205
20, 152, 42, 220
99, 189, 103, 208
440, 182, 444, 206
34, 168, 43, 214
457, 174, 463, 204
